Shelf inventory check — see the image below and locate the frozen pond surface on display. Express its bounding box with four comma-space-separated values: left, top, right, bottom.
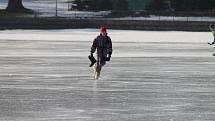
0, 29, 215, 121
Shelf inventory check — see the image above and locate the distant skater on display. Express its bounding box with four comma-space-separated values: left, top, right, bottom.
208, 24, 215, 45
88, 26, 113, 79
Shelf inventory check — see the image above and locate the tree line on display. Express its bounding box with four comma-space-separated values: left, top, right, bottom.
73, 0, 215, 11
147, 0, 215, 11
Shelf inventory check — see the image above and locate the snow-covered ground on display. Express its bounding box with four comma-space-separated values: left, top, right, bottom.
0, 29, 215, 121
112, 15, 215, 22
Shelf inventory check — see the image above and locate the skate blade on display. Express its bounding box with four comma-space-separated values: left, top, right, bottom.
94, 71, 101, 80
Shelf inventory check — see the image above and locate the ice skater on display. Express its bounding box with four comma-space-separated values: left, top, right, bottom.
88, 26, 113, 79
208, 24, 215, 45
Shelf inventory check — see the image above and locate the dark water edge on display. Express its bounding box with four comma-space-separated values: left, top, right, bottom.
0, 17, 213, 31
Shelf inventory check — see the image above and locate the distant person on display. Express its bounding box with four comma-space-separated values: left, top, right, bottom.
208, 24, 215, 45
88, 26, 113, 79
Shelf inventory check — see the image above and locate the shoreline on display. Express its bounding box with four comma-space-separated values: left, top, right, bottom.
0, 17, 213, 31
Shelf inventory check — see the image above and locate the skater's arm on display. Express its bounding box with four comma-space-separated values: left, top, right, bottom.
209, 24, 214, 32
91, 39, 97, 54
107, 37, 113, 54
107, 37, 113, 60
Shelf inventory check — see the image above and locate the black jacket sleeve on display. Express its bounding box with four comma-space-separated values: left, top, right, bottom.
107, 36, 113, 55
91, 38, 97, 53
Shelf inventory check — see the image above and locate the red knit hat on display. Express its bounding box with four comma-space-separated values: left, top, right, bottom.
99, 26, 107, 33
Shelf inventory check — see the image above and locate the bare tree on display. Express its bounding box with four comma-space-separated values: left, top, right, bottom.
6, 0, 32, 12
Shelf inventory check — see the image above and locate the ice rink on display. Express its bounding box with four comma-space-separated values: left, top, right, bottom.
0, 29, 215, 121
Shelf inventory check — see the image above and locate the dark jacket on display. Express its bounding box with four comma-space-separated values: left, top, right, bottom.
91, 35, 112, 59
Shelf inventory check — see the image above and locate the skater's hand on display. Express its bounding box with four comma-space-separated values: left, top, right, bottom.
106, 57, 111, 61
106, 55, 111, 61
106, 52, 112, 61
